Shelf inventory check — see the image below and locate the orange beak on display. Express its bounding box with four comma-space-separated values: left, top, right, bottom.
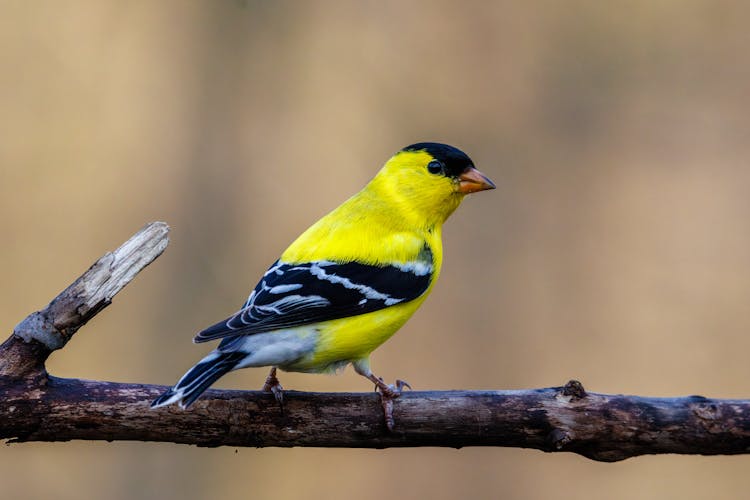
457, 167, 496, 194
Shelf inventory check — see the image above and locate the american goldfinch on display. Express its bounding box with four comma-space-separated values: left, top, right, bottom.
152, 142, 494, 429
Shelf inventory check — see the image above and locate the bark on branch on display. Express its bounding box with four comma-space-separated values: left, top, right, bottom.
2, 222, 750, 462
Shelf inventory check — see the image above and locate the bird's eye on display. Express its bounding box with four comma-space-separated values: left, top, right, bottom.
427, 160, 444, 175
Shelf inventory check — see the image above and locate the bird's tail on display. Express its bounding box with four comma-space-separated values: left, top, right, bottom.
151, 350, 246, 409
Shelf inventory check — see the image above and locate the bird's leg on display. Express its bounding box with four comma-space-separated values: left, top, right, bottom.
261, 367, 284, 409
366, 373, 411, 431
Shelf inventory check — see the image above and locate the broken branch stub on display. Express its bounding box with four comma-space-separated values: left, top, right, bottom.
1, 221, 169, 379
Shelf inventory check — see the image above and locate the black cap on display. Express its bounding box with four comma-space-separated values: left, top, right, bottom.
402, 142, 474, 178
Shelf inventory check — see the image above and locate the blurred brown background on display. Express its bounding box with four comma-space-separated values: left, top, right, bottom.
2, 1, 750, 499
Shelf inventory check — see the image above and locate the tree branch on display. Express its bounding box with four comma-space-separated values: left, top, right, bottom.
1, 221, 169, 380
2, 222, 750, 462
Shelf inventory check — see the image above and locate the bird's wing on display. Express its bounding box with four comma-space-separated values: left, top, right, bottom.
193, 258, 433, 342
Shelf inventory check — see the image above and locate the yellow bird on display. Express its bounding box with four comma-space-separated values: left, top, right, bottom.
152, 142, 495, 429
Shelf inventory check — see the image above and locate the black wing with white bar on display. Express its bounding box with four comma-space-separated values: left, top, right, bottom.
194, 255, 433, 343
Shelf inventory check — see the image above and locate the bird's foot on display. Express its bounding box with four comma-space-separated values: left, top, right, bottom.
261, 367, 284, 411
369, 375, 411, 431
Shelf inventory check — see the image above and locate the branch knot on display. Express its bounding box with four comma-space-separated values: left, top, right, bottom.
561, 380, 587, 401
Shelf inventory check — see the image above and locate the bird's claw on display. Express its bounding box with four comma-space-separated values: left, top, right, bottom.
378, 379, 410, 399
381, 397, 395, 431
369, 375, 411, 431
395, 379, 411, 392
261, 368, 285, 412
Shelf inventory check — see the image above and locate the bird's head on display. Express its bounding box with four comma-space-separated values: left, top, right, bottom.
371, 142, 495, 228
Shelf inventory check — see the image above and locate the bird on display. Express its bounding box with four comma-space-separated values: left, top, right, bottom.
151, 142, 495, 430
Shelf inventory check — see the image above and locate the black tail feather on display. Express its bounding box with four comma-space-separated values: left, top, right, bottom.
151, 351, 246, 408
